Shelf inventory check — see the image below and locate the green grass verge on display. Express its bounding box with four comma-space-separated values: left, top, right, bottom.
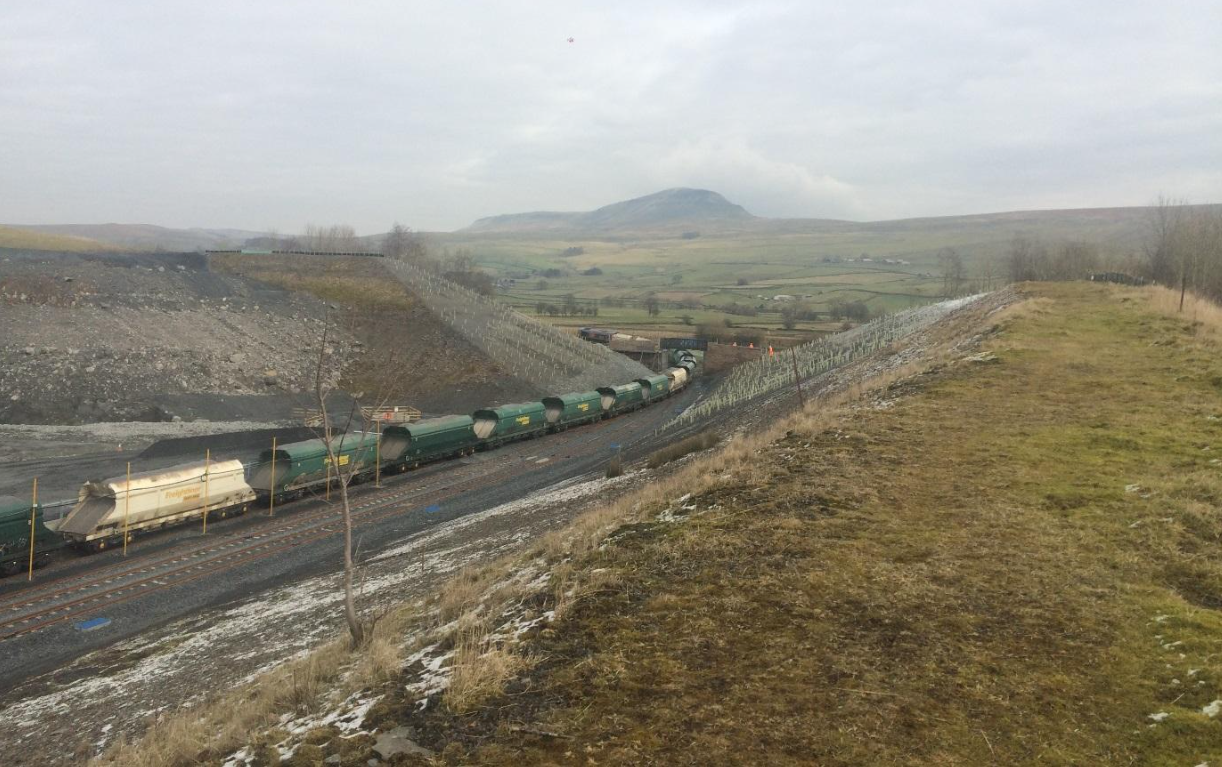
427, 282, 1222, 764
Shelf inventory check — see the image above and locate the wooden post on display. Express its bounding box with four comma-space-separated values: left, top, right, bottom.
28, 478, 37, 581
203, 448, 210, 534
123, 461, 131, 556
269, 436, 277, 516
791, 347, 805, 409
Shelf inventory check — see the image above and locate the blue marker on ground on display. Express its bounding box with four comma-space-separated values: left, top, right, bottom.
76, 617, 111, 632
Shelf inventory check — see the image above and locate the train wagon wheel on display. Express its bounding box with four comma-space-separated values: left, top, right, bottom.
34, 553, 51, 569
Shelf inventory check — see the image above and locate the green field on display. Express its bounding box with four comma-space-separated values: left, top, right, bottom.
429, 207, 1150, 338
0, 225, 115, 253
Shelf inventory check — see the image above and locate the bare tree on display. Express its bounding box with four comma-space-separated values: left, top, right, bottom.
1006, 235, 1049, 282
309, 307, 402, 648
1180, 206, 1222, 307
303, 224, 360, 252
309, 312, 367, 647
1049, 241, 1099, 281
1199, 209, 1222, 301
979, 256, 998, 291
937, 247, 966, 296
382, 222, 426, 261
1145, 195, 1186, 288
446, 248, 476, 274
1142, 197, 1222, 310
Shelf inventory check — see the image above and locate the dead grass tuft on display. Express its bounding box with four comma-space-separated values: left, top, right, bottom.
646, 431, 720, 468
94, 636, 349, 766
438, 566, 495, 624
1143, 284, 1222, 338
445, 627, 530, 713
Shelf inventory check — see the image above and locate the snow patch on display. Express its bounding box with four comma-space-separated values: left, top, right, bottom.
372, 471, 639, 563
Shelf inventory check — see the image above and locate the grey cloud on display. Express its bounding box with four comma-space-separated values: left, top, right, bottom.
0, 0, 1219, 232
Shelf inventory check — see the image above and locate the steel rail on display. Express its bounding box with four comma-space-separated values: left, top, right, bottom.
0, 395, 675, 640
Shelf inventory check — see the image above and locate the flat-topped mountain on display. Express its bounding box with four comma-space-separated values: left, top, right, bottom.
463, 188, 755, 234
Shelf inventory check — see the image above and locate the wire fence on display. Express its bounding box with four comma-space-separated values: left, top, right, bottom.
670, 294, 986, 427
383, 259, 654, 393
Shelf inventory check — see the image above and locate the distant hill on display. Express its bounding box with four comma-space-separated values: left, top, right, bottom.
0, 225, 117, 253
7, 223, 269, 252
464, 188, 755, 234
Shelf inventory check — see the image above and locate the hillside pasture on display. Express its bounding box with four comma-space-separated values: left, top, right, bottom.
0, 225, 116, 253
431, 206, 1151, 338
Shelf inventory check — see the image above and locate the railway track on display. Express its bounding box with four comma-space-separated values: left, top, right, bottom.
0, 395, 681, 641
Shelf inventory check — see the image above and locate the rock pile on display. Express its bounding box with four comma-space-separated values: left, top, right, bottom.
0, 249, 355, 423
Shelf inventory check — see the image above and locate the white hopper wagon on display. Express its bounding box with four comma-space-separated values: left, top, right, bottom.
57, 460, 255, 550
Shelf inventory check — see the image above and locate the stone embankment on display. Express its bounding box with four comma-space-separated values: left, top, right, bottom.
0, 249, 351, 423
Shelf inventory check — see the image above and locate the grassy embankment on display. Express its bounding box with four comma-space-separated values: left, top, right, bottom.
209, 253, 415, 311
99, 282, 1222, 765
0, 224, 115, 252
416, 282, 1222, 764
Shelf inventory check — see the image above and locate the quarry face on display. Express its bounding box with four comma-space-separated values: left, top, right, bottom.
0, 250, 348, 425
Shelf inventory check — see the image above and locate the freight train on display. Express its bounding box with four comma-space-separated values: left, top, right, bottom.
0, 352, 698, 570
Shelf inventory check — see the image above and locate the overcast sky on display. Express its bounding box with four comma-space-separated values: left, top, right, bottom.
2, 0, 1220, 233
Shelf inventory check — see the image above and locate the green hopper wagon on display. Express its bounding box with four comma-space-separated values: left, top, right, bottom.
381, 415, 478, 469
634, 374, 671, 402
0, 496, 61, 575
542, 391, 602, 431
597, 382, 645, 415
248, 434, 381, 502
472, 402, 548, 447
